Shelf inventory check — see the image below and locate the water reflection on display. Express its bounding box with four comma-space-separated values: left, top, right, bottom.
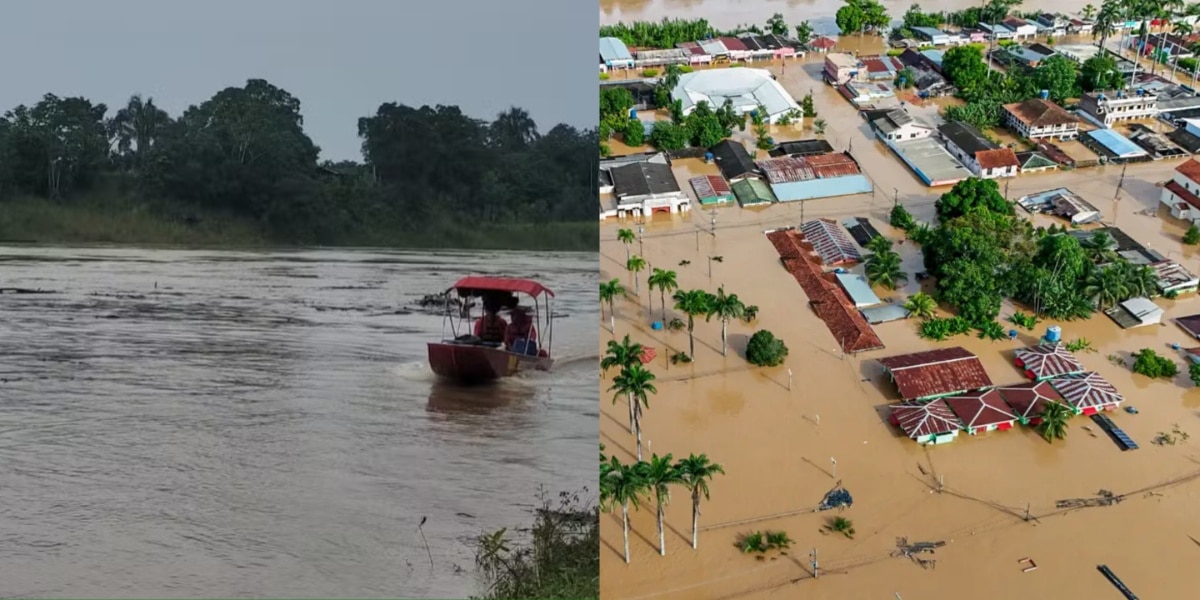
426, 379, 534, 414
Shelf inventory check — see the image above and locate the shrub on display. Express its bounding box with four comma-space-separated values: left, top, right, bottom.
976, 321, 1006, 341
746, 330, 789, 367
918, 316, 971, 341
679, 65, 694, 73
1184, 225, 1200, 245
742, 305, 759, 323
1131, 348, 1179, 379
670, 351, 692, 365
1010, 312, 1038, 329
599, 73, 610, 80
890, 203, 915, 230
1191, 362, 1200, 387
641, 68, 660, 78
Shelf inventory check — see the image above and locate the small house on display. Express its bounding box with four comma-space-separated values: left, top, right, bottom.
870, 109, 935, 142
1013, 344, 1087, 381
877, 347, 994, 401
889, 401, 963, 445
809, 36, 838, 53
1002, 17, 1039, 39
1104, 297, 1165, 329
710, 140, 759, 183
1151, 260, 1199, 294
1179, 313, 1200, 339
1159, 158, 1200, 225
938, 121, 1018, 179
609, 162, 691, 217
996, 381, 1069, 425
979, 23, 1016, 40
1047, 371, 1125, 415
824, 52, 864, 85
944, 390, 1018, 435
689, 175, 735, 206
1003, 98, 1079, 140
600, 37, 636, 69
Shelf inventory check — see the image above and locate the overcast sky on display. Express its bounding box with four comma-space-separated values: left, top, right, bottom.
0, 1, 596, 161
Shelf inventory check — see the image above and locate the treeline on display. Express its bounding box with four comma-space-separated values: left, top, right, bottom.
0, 79, 598, 250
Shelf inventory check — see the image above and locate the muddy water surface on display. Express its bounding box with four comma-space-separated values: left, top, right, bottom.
0, 246, 597, 598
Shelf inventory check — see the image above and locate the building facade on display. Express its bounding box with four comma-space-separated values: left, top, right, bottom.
1079, 90, 1160, 127
1002, 98, 1079, 140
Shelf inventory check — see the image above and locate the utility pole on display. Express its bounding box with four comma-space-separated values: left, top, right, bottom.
638, 226, 644, 257
1113, 163, 1127, 227
1024, 502, 1032, 521
893, 187, 899, 208
810, 547, 819, 578
1004, 178, 1010, 201
831, 456, 838, 478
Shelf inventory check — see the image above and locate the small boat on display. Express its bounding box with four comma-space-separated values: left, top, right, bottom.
426, 276, 555, 383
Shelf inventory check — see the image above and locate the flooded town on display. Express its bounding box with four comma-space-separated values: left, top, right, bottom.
598, 1, 1200, 598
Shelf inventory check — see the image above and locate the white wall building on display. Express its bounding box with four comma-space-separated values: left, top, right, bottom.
1160, 158, 1200, 224
670, 68, 801, 124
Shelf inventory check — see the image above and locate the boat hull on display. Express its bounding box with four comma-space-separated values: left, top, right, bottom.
427, 342, 553, 383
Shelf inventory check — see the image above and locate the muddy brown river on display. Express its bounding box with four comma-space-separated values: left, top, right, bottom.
0, 246, 597, 598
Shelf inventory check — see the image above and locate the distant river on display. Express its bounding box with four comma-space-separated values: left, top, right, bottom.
600, 0, 1096, 32
0, 246, 598, 598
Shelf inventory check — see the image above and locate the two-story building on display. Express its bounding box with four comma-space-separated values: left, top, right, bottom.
1002, 17, 1040, 39
1078, 89, 1160, 127
1160, 158, 1200, 224
978, 23, 1016, 40
938, 121, 1019, 178
1035, 13, 1069, 36
1068, 18, 1095, 35
1002, 98, 1079, 140
824, 52, 865, 85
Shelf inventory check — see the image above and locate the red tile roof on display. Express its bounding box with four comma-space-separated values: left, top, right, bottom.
878, 347, 994, 400
805, 152, 862, 178
640, 347, 657, 364
944, 389, 1017, 430
1176, 158, 1200, 185
678, 41, 707, 56
1164, 180, 1200, 210
890, 400, 962, 440
766, 229, 884, 354
1013, 344, 1086, 380
995, 381, 1067, 423
976, 148, 1020, 170
811, 36, 837, 49
1048, 371, 1124, 412
719, 36, 748, 52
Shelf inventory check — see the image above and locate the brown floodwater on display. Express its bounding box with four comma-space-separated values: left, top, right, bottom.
600, 49, 1200, 599
0, 246, 598, 598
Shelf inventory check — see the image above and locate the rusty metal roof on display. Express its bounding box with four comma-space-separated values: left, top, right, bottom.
878, 347, 993, 400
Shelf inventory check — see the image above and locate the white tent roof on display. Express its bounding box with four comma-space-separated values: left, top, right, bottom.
670, 68, 800, 119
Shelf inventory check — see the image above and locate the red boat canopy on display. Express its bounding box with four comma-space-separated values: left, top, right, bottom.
451, 276, 555, 298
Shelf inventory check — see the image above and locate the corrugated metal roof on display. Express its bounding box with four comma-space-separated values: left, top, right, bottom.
861, 303, 910, 324
689, 174, 733, 201
1049, 371, 1124, 411
599, 37, 634, 62
834, 273, 882, 307
1014, 344, 1086, 379
800, 219, 863, 265
891, 401, 962, 439
878, 347, 994, 400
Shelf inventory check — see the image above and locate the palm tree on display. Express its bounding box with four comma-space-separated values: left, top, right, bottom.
647, 268, 679, 323
1083, 3, 1098, 19
1037, 401, 1074, 443
617, 228, 636, 263
813, 118, 827, 137
603, 335, 645, 433
490, 106, 540, 149
673, 289, 713, 358
637, 453, 680, 556
1081, 231, 1119, 263
1095, 0, 1122, 50
903, 291, 938, 319
1123, 263, 1158, 297
599, 279, 625, 334
830, 516, 856, 539
627, 255, 647, 297
1083, 266, 1130, 309
865, 235, 893, 255
676, 453, 725, 550
603, 458, 647, 564
865, 250, 908, 290
609, 364, 657, 460
107, 94, 170, 170
705, 286, 745, 356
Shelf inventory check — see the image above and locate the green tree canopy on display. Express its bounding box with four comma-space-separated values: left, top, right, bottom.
1032, 55, 1081, 103
940, 45, 990, 94
934, 177, 1012, 220
1080, 54, 1125, 92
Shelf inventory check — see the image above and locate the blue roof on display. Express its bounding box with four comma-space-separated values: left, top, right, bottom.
920, 49, 944, 66
912, 27, 947, 38
1089, 129, 1148, 158
600, 37, 634, 63
835, 273, 882, 307
768, 175, 873, 202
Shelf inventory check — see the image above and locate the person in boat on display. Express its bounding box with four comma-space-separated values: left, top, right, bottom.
504, 307, 538, 355
473, 296, 508, 344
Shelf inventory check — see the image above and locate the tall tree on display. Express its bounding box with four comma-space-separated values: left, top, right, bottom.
637, 454, 680, 556
676, 454, 725, 550
705, 286, 745, 356
107, 94, 171, 170
673, 289, 713, 358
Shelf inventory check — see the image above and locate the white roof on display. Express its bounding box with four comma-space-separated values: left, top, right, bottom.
670, 68, 801, 118
1121, 297, 1163, 320
599, 37, 633, 63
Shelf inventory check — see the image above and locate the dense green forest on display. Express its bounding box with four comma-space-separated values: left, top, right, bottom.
0, 79, 598, 250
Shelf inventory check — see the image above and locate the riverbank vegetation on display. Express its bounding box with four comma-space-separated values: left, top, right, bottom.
472, 489, 599, 599
0, 82, 597, 250
902, 177, 1163, 340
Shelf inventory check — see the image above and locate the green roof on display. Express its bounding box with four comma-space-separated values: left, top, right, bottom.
731, 178, 777, 206
1019, 151, 1059, 170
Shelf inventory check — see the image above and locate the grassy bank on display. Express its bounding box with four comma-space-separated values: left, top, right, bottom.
0, 195, 598, 251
